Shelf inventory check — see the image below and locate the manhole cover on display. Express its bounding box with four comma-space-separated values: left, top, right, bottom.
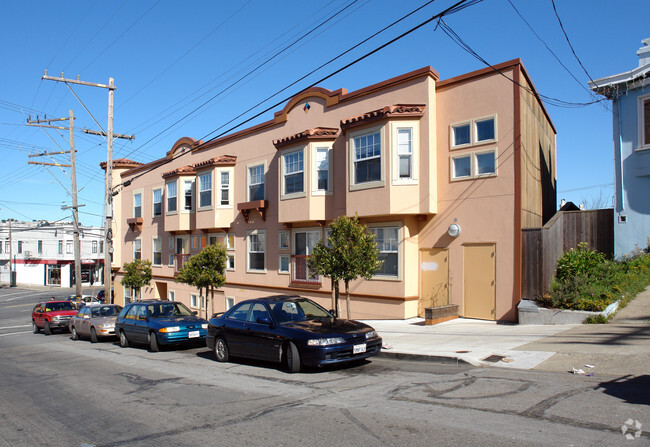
482, 354, 506, 363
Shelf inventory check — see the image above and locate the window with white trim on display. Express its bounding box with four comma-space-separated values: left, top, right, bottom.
227, 254, 235, 271
282, 149, 304, 197
279, 255, 290, 274
451, 149, 497, 180
133, 193, 142, 218
639, 94, 650, 149
92, 241, 97, 254
198, 172, 212, 208
278, 231, 290, 250
369, 226, 399, 277
392, 121, 419, 184
352, 130, 382, 184
58, 240, 63, 255
168, 238, 174, 265
190, 294, 198, 308
450, 115, 496, 148
226, 296, 235, 310
168, 291, 175, 301
248, 164, 265, 201
153, 188, 162, 217
134, 239, 141, 260
166, 181, 177, 213
397, 128, 412, 179
153, 237, 162, 266
247, 230, 265, 272
184, 180, 194, 211
314, 146, 331, 193
66, 241, 73, 254
220, 171, 230, 206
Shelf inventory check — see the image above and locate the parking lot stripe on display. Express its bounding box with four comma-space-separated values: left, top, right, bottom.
0, 331, 31, 337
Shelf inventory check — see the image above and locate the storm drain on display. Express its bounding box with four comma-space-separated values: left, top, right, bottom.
482, 354, 506, 363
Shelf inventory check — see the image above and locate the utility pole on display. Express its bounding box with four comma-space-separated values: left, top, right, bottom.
8, 218, 14, 287
41, 72, 134, 304
27, 111, 82, 298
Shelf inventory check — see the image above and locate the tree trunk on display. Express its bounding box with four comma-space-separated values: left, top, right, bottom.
334, 281, 341, 318
331, 278, 336, 315
344, 280, 351, 319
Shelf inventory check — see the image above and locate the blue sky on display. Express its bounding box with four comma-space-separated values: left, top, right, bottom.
1, 0, 647, 226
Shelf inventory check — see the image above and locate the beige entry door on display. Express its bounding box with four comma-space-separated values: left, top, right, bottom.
419, 248, 449, 317
463, 243, 496, 320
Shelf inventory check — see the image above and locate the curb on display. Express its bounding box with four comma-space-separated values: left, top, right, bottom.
379, 350, 473, 365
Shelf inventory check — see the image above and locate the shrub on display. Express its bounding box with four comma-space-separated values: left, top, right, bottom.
555, 242, 606, 281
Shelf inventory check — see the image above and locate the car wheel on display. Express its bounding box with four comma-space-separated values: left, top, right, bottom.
286, 341, 301, 373
90, 327, 98, 343
32, 322, 40, 334
44, 321, 52, 336
148, 332, 159, 352
213, 337, 229, 362
118, 330, 129, 348
71, 326, 79, 340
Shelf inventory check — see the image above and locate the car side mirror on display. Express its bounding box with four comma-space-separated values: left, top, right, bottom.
192, 311, 198, 316
83, 315, 90, 319
329, 309, 336, 317
257, 316, 272, 327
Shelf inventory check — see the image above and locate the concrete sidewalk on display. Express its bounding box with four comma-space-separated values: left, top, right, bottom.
365, 285, 650, 376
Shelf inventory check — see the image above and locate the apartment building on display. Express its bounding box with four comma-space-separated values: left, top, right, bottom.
107, 59, 556, 321
0, 220, 105, 287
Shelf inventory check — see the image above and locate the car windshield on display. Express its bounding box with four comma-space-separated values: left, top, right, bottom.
44, 302, 75, 312
90, 305, 123, 318
270, 299, 332, 324
147, 302, 194, 318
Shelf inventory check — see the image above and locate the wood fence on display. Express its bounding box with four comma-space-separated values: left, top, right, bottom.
521, 209, 614, 299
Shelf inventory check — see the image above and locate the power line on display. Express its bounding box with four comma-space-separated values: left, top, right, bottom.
119, 0, 483, 187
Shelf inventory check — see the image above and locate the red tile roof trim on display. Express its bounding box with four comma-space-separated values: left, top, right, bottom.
273, 127, 339, 149
99, 158, 143, 170
340, 104, 426, 131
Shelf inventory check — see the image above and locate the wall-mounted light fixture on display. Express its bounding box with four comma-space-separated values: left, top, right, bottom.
447, 223, 461, 237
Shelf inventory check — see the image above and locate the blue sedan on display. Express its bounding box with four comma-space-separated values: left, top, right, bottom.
206, 296, 382, 372
116, 300, 208, 352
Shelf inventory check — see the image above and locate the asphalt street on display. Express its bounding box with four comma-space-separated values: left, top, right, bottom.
0, 286, 648, 446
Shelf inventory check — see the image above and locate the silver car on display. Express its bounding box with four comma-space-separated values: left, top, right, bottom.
69, 304, 123, 343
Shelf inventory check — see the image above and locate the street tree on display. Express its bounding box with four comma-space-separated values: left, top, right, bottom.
121, 259, 152, 301
308, 215, 382, 318
175, 243, 227, 318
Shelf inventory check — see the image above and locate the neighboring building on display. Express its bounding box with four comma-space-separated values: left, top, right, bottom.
0, 220, 105, 287
590, 38, 650, 257
106, 59, 556, 322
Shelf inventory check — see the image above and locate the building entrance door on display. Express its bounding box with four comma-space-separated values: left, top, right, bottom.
463, 243, 496, 320
418, 248, 449, 317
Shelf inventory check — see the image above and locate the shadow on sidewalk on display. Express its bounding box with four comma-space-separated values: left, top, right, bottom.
596, 375, 650, 406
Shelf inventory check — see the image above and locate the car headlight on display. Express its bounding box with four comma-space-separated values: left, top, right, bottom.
201, 324, 208, 329
98, 323, 114, 329
307, 337, 345, 346
52, 316, 60, 321
365, 330, 377, 340
159, 326, 180, 333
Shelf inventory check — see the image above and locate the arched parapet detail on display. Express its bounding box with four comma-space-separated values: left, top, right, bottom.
273, 87, 347, 123
166, 137, 204, 159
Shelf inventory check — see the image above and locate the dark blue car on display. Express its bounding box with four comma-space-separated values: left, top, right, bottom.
206, 296, 382, 372
116, 300, 208, 352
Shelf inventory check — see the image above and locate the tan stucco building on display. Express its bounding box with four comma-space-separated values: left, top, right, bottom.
106, 59, 556, 322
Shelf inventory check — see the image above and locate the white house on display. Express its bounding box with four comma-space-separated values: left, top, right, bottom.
0, 220, 105, 287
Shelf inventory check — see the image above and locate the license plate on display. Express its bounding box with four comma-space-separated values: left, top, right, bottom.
353, 343, 366, 354
188, 330, 200, 338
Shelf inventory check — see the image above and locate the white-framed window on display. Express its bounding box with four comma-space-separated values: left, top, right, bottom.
183, 180, 194, 211
638, 94, 650, 150
198, 172, 212, 208
133, 193, 142, 218
211, 233, 235, 250
153, 188, 162, 217
166, 181, 177, 213
66, 241, 73, 254
391, 121, 419, 184
248, 163, 265, 201
219, 170, 231, 206
450, 115, 497, 149
153, 237, 162, 266
124, 287, 132, 303
247, 230, 266, 272
313, 145, 332, 193
349, 125, 384, 190
134, 239, 142, 260
282, 148, 304, 198
278, 231, 290, 250
451, 149, 497, 180
58, 240, 63, 255
226, 296, 235, 310
369, 225, 399, 278
227, 253, 235, 271
100, 241, 104, 253
168, 237, 174, 265
38, 240, 43, 254
92, 241, 97, 254
168, 291, 175, 301
190, 294, 198, 308
18, 241, 23, 254
279, 255, 290, 274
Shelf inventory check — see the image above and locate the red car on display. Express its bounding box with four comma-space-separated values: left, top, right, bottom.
32, 300, 78, 335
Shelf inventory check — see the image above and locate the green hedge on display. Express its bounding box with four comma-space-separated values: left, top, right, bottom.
537, 244, 650, 312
